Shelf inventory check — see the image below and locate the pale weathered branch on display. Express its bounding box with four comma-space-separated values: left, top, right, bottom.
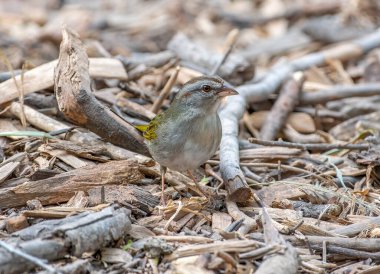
219, 28, 380, 202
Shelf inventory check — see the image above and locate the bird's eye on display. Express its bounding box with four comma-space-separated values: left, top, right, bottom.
202, 85, 211, 92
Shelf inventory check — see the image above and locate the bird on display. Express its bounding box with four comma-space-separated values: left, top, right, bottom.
136, 76, 238, 205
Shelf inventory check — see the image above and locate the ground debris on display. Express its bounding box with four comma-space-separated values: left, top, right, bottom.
1, 1, 380, 273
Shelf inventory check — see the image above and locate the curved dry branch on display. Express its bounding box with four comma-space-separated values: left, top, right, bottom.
54, 27, 150, 156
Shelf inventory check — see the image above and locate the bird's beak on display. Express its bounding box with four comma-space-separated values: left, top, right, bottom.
216, 85, 239, 97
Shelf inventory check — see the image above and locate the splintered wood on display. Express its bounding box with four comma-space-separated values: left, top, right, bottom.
1, 0, 380, 273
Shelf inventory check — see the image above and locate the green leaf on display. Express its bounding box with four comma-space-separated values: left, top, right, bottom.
122, 239, 133, 251
200, 176, 209, 185
327, 157, 346, 189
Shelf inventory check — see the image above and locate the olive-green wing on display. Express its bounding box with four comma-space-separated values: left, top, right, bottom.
135, 114, 163, 141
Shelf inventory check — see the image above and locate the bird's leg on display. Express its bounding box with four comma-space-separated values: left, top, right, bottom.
160, 165, 167, 206
187, 170, 207, 197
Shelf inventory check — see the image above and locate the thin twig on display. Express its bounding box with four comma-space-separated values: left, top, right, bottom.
249, 138, 370, 151
211, 29, 239, 75
289, 220, 305, 235
242, 166, 263, 183
239, 244, 282, 259
164, 200, 184, 230
216, 251, 238, 267
150, 66, 180, 114
0, 105, 11, 115
19, 63, 27, 127
0, 241, 58, 273
0, 51, 26, 127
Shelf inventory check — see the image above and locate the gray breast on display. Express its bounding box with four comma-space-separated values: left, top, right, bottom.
148, 113, 222, 172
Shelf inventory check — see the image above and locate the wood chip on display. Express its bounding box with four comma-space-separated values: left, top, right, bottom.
101, 248, 133, 264
0, 162, 20, 184
212, 212, 233, 230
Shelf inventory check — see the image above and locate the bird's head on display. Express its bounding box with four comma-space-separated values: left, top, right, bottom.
172, 76, 238, 112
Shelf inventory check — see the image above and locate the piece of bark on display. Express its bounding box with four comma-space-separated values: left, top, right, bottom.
219, 29, 380, 202
0, 159, 143, 209
54, 27, 149, 156
0, 205, 131, 274
260, 73, 304, 141
167, 32, 254, 85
